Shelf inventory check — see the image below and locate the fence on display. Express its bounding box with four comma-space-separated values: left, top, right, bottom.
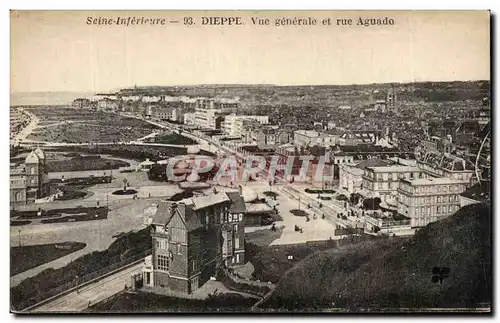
15, 249, 152, 312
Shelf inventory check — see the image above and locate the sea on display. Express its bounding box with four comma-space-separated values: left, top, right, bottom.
10, 92, 94, 107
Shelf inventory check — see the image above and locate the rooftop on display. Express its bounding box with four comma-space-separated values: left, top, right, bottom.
245, 203, 273, 214
356, 158, 393, 169
402, 177, 469, 186
366, 165, 421, 173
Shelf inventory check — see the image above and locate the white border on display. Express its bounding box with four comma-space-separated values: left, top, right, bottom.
3, 1, 498, 323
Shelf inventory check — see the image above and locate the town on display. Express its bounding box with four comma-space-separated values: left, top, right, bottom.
9, 81, 491, 312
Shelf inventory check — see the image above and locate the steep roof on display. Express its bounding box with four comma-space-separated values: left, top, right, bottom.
152, 201, 174, 225
25, 151, 40, 164
226, 191, 246, 213
34, 147, 45, 160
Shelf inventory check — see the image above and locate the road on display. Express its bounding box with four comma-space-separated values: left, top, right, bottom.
30, 262, 143, 313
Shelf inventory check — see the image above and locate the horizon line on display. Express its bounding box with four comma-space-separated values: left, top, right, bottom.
11, 78, 491, 95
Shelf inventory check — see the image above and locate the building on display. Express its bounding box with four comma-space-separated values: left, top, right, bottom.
254, 127, 290, 148
183, 112, 196, 125
72, 98, 91, 109
145, 191, 246, 294
397, 177, 467, 227
194, 98, 239, 129
419, 136, 453, 154
148, 106, 174, 121
337, 131, 379, 146
338, 159, 392, 194
171, 108, 184, 123
416, 151, 474, 183
223, 115, 269, 136
361, 165, 424, 202
331, 154, 355, 166
10, 147, 49, 205
293, 130, 337, 147
97, 98, 119, 112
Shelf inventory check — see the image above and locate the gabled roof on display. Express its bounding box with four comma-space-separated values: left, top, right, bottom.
152, 201, 174, 225
191, 193, 230, 210
226, 191, 246, 213
25, 151, 40, 164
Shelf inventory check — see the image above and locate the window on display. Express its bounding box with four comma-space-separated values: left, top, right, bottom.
192, 260, 196, 271
236, 254, 240, 263
177, 243, 181, 255
235, 235, 240, 249
157, 254, 169, 271
436, 206, 440, 214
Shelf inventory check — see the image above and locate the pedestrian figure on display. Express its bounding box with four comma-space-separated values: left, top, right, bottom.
88, 300, 91, 307
313, 214, 317, 220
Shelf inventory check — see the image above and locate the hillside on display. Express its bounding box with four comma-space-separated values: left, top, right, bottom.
264, 203, 491, 311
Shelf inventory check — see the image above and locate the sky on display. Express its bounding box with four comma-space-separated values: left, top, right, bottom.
10, 10, 490, 93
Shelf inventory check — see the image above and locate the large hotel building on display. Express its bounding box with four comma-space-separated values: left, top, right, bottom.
351, 150, 475, 228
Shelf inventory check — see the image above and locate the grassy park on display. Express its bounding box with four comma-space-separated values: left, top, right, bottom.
28, 108, 161, 143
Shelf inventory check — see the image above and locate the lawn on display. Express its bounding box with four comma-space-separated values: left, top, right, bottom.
11, 206, 108, 224
11, 242, 86, 277
153, 133, 198, 145
46, 145, 213, 162
46, 156, 129, 173
40, 207, 108, 224
27, 110, 161, 143
50, 175, 111, 189
262, 191, 279, 198
87, 291, 255, 313
245, 234, 372, 284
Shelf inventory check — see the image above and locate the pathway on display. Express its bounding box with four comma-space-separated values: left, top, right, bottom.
30, 262, 143, 313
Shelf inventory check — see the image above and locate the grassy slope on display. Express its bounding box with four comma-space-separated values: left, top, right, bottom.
265, 203, 491, 310
11, 242, 87, 277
